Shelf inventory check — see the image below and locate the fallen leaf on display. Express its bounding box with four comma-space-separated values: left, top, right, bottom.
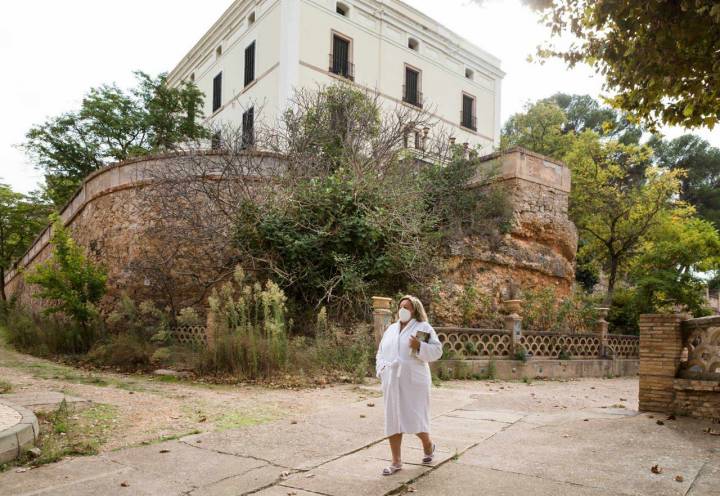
198, 416, 207, 423
281, 471, 291, 478
121, 481, 130, 487
675, 475, 684, 482
651, 465, 663, 474
290, 420, 297, 424
656, 420, 665, 426
367, 402, 375, 407
667, 414, 676, 420
360, 414, 366, 418
159, 449, 170, 454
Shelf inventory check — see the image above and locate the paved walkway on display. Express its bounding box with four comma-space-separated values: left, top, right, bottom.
0, 378, 718, 495
0, 404, 21, 432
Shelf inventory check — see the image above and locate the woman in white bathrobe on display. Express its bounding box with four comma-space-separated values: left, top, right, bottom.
375, 295, 443, 476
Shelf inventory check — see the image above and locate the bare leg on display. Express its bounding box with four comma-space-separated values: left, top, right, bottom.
388, 434, 403, 465
416, 432, 433, 454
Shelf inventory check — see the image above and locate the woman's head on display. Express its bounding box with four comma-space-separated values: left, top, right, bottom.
397, 295, 428, 323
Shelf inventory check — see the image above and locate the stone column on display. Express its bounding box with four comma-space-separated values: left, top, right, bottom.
205, 308, 217, 350
503, 300, 523, 355
372, 297, 393, 346
638, 313, 686, 414
595, 307, 609, 358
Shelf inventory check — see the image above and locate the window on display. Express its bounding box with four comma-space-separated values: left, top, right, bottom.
461, 93, 476, 131
403, 66, 422, 107
242, 107, 255, 148
211, 131, 222, 150
244, 42, 256, 86
408, 38, 419, 51
330, 34, 353, 80
212, 72, 222, 112
465, 68, 474, 80
248, 11, 256, 25
336, 2, 349, 16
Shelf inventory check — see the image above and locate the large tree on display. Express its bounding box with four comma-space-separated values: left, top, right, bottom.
524, 0, 720, 129
566, 131, 683, 300
0, 185, 51, 301
649, 134, 720, 228
23, 72, 207, 206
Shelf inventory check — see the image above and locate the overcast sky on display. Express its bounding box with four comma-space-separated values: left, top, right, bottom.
1, 0, 718, 194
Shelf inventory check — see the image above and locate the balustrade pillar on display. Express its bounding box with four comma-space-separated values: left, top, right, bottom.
372, 296, 393, 346
595, 307, 609, 358
503, 299, 523, 355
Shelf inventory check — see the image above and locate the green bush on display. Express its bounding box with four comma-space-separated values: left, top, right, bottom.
522, 287, 599, 333
24, 215, 106, 353
86, 333, 153, 368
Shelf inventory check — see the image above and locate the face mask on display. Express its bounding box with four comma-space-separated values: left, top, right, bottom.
399, 308, 412, 323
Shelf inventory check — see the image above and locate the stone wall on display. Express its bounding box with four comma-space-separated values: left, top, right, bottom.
4, 147, 577, 319
638, 314, 720, 420
435, 147, 578, 325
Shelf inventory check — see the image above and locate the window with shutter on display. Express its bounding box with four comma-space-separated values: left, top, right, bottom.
404, 67, 421, 107
244, 42, 256, 86
242, 107, 255, 149
331, 35, 352, 80
462, 94, 476, 130
212, 73, 222, 112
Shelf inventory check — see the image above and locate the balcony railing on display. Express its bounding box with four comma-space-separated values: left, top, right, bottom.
461, 111, 477, 131
329, 54, 355, 81
402, 86, 423, 108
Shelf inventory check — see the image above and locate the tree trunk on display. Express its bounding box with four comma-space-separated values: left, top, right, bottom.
605, 257, 618, 305
0, 266, 5, 302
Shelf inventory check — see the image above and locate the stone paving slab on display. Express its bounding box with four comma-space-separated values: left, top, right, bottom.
687, 456, 720, 496
1, 392, 90, 410
411, 461, 629, 496
456, 415, 715, 496
280, 450, 430, 496
0, 398, 39, 464
449, 407, 527, 424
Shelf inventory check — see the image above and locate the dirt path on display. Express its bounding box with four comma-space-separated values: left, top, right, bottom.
0, 344, 379, 452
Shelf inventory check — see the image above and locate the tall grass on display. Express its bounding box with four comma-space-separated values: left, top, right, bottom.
199, 267, 289, 379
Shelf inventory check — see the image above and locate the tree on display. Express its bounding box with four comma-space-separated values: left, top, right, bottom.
629, 209, 720, 314
501, 100, 573, 159
649, 134, 720, 228
0, 185, 51, 301
524, 0, 720, 128
565, 131, 683, 300
23, 72, 207, 206
26, 214, 107, 351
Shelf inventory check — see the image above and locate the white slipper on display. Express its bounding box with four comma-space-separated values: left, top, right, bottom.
422, 443, 436, 464
382, 463, 402, 476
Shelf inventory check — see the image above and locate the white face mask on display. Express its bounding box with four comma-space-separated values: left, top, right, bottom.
399, 307, 412, 323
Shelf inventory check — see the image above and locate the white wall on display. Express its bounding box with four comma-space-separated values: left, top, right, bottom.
167, 0, 504, 149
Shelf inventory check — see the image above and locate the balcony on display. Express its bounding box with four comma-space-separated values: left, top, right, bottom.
402, 86, 423, 108
329, 54, 355, 81
461, 111, 477, 131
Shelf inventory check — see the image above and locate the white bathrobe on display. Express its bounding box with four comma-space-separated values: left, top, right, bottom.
375, 319, 443, 436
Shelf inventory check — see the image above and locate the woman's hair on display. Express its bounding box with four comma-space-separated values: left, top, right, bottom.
398, 295, 428, 322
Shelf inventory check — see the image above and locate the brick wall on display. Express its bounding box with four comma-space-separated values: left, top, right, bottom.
639, 313, 720, 420
638, 314, 686, 414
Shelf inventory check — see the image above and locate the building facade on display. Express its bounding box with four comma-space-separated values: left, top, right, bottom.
167, 0, 504, 152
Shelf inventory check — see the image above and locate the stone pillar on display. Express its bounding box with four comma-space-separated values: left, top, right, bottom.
372, 296, 393, 346
595, 307, 609, 358
205, 308, 217, 350
638, 314, 686, 414
503, 300, 523, 355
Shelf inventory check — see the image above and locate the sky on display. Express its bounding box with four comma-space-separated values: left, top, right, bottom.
1, 0, 718, 194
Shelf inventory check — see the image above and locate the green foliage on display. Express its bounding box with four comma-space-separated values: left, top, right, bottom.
501, 100, 573, 159
25, 215, 106, 351
86, 333, 154, 368
514, 347, 528, 362
629, 210, 720, 316
607, 288, 644, 335
566, 131, 683, 299
650, 134, 720, 228
200, 267, 289, 378
0, 379, 12, 393
525, 0, 720, 129
521, 287, 599, 333
23, 72, 208, 206
0, 184, 51, 300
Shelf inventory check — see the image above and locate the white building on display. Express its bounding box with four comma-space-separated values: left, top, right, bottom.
167, 0, 504, 151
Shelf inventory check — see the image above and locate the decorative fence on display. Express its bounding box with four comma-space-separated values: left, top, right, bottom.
435, 326, 639, 360
171, 325, 208, 346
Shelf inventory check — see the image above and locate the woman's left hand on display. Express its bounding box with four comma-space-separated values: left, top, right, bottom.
409, 335, 421, 352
